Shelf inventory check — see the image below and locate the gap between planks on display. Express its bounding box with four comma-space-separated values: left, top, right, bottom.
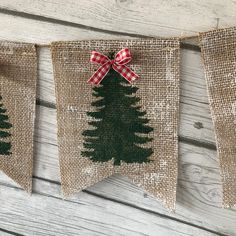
0, 227, 24, 236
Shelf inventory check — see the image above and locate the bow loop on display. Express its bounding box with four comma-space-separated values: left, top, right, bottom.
114, 48, 132, 65
90, 51, 109, 65
88, 48, 139, 85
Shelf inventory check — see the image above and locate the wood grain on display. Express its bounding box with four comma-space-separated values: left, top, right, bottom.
0, 0, 235, 38
0, 13, 131, 44
0, 180, 221, 236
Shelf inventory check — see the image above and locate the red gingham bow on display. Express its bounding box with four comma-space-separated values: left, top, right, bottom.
88, 48, 139, 85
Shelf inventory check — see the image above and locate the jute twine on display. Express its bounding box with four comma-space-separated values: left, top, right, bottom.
51, 39, 180, 210
199, 27, 236, 208
0, 42, 37, 192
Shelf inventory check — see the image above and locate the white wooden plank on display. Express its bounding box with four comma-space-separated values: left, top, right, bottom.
0, 0, 235, 38
0, 182, 218, 236
0, 13, 130, 44
178, 48, 214, 143
1, 106, 235, 235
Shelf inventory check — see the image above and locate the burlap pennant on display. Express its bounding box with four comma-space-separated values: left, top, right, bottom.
199, 28, 236, 208
0, 42, 37, 193
51, 39, 180, 210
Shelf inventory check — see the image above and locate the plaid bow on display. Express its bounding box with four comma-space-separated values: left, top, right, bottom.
88, 48, 139, 85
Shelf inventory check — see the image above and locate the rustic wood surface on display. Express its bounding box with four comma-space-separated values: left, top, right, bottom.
0, 1, 236, 235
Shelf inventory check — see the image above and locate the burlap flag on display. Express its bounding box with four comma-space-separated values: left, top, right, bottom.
51, 39, 180, 210
0, 42, 37, 192
199, 28, 236, 208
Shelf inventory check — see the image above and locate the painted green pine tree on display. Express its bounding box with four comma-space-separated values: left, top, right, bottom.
0, 95, 12, 155
82, 53, 153, 165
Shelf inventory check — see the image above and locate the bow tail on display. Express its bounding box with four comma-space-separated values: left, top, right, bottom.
87, 61, 111, 85
112, 64, 139, 83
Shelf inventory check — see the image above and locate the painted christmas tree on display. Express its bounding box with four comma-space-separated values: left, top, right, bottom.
82, 53, 153, 165
0, 95, 12, 155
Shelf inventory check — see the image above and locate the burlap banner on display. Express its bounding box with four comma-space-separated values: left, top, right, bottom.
51, 39, 180, 210
0, 42, 37, 192
199, 27, 236, 208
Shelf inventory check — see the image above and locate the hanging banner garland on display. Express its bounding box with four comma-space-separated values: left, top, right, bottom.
0, 42, 37, 193
51, 39, 180, 210
199, 28, 236, 208
0, 26, 234, 209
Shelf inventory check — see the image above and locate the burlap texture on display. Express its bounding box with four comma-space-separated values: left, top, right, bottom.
0, 42, 37, 192
199, 28, 236, 208
51, 39, 180, 209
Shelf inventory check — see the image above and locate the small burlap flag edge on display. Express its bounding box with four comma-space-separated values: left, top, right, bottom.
0, 41, 37, 193
51, 38, 180, 210
199, 27, 236, 208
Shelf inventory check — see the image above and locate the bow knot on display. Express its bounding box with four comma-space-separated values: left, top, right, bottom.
110, 59, 115, 64
88, 48, 139, 85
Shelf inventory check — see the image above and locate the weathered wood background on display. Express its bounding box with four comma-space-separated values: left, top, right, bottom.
0, 1, 236, 235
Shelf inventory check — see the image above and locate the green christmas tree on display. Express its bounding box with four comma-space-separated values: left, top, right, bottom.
0, 95, 12, 155
82, 53, 153, 165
